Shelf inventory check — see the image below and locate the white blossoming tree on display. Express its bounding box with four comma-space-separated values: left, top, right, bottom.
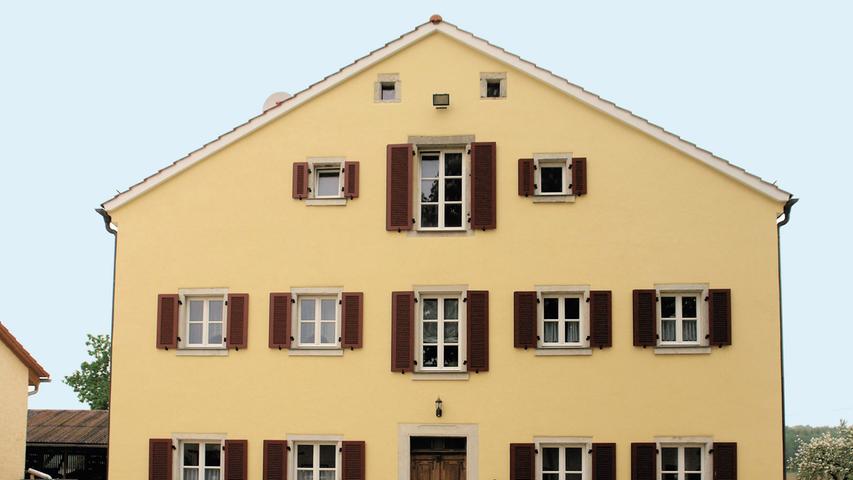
790, 421, 853, 480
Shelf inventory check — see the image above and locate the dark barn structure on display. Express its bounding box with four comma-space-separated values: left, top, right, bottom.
25, 410, 108, 480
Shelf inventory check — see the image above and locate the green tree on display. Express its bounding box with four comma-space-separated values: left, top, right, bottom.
64, 334, 111, 410
790, 421, 853, 480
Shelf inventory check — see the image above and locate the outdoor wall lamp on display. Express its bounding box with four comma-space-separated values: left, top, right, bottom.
435, 397, 443, 418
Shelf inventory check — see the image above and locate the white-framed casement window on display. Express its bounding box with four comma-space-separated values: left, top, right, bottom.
179, 289, 228, 349
180, 440, 222, 480
307, 158, 344, 200
294, 290, 342, 349
415, 288, 466, 372
534, 153, 572, 196
659, 444, 705, 480
534, 438, 591, 480
294, 441, 340, 480
416, 149, 467, 230
657, 285, 708, 347
536, 286, 590, 349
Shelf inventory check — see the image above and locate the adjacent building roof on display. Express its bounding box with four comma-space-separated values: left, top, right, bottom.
0, 322, 49, 387
101, 15, 791, 212
27, 410, 109, 446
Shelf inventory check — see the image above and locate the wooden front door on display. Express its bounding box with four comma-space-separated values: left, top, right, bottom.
411, 453, 466, 480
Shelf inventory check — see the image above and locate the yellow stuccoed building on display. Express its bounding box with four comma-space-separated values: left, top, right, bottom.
99, 16, 795, 480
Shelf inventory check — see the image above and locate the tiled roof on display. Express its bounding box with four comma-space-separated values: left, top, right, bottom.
27, 410, 109, 446
0, 322, 49, 386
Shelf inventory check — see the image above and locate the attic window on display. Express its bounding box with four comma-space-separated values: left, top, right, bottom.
480, 72, 506, 99
375, 74, 401, 103
381, 82, 396, 101
486, 80, 501, 98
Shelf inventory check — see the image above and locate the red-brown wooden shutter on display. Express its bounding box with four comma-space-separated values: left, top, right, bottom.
344, 161, 360, 199
589, 290, 612, 348
466, 290, 489, 372
263, 440, 287, 480
708, 289, 732, 346
341, 292, 364, 349
224, 440, 247, 480
592, 443, 616, 480
631, 443, 656, 480
292, 162, 309, 199
156, 294, 179, 349
509, 443, 535, 480
269, 293, 291, 349
391, 291, 414, 372
713, 442, 738, 480
572, 157, 587, 195
518, 159, 534, 196
470, 142, 497, 230
633, 290, 657, 347
149, 438, 173, 480
341, 441, 365, 480
227, 294, 249, 349
513, 292, 538, 348
386, 144, 413, 231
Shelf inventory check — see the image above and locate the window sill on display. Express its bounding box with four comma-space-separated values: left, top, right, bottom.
532, 195, 575, 203
412, 372, 470, 381
654, 346, 711, 355
407, 228, 474, 237
535, 348, 592, 356
288, 348, 344, 357
176, 348, 228, 357
305, 198, 347, 206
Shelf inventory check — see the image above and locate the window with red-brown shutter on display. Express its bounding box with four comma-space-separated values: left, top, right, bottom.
592, 443, 616, 480
391, 291, 414, 372
571, 157, 587, 195
344, 161, 360, 199
708, 289, 732, 346
224, 440, 247, 480
292, 162, 309, 199
149, 438, 173, 480
589, 291, 612, 348
263, 440, 287, 480
713, 442, 737, 480
633, 290, 657, 347
156, 294, 179, 350
631, 443, 657, 480
341, 292, 364, 349
269, 293, 291, 349
470, 142, 497, 230
466, 290, 489, 372
386, 144, 413, 231
341, 441, 365, 480
514, 292, 538, 349
226, 294, 249, 350
510, 443, 535, 480
518, 159, 534, 196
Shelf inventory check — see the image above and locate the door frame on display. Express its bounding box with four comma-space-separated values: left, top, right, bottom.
397, 424, 478, 480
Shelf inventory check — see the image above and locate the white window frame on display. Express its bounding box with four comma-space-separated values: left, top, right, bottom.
534, 437, 592, 480
415, 148, 469, 232
656, 438, 712, 480
291, 288, 343, 350
533, 153, 572, 196
655, 284, 709, 347
536, 286, 590, 349
178, 288, 228, 350
306, 157, 345, 201
292, 440, 341, 480
177, 439, 224, 480
414, 286, 467, 373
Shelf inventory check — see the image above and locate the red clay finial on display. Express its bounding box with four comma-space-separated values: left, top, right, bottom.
430, 14, 443, 24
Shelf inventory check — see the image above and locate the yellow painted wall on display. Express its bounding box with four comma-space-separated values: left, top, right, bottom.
0, 343, 29, 480
107, 32, 786, 479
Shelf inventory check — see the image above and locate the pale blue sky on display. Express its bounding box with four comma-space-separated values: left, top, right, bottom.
1, 1, 849, 425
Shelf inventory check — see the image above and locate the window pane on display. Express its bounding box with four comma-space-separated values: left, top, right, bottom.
381, 83, 395, 100
684, 447, 702, 471
319, 445, 336, 468
542, 448, 559, 471
444, 322, 458, 343
566, 447, 582, 471
686, 474, 702, 480
565, 321, 579, 343
564, 297, 580, 319
661, 296, 676, 318
543, 298, 559, 319
486, 81, 501, 98
421, 157, 439, 177
661, 320, 676, 342
204, 470, 220, 480
683, 320, 698, 342
423, 322, 437, 344
184, 443, 199, 466
682, 296, 697, 318
189, 324, 203, 344
422, 346, 438, 367
421, 180, 439, 202
300, 322, 315, 344
565, 475, 582, 480
444, 346, 458, 367
209, 301, 223, 322
317, 171, 340, 197
204, 444, 220, 466
297, 445, 313, 468
319, 472, 335, 480
300, 299, 316, 320
184, 469, 199, 480
662, 475, 678, 480
189, 301, 203, 322
544, 322, 558, 343
540, 166, 563, 193
444, 179, 462, 201
208, 323, 222, 344
445, 153, 462, 176
297, 472, 313, 480
543, 475, 559, 480
445, 204, 462, 227
321, 299, 336, 321
444, 299, 459, 319
423, 299, 438, 320
661, 447, 678, 471
421, 205, 438, 228
320, 322, 336, 344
